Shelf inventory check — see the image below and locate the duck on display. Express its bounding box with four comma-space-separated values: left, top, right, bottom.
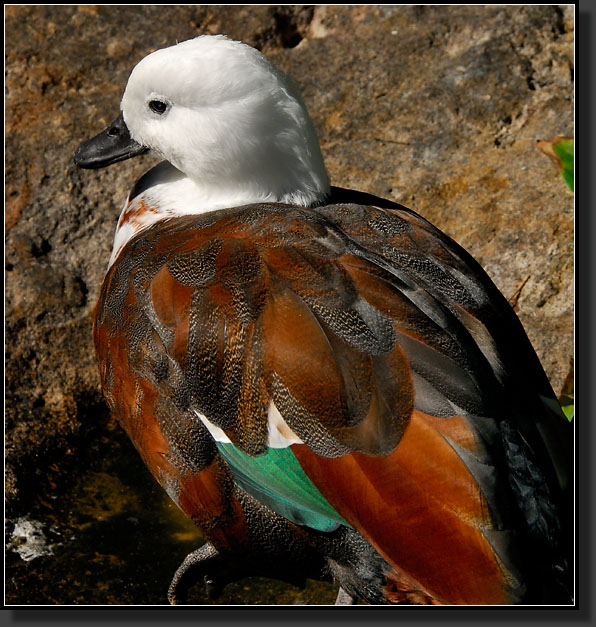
74, 34, 572, 605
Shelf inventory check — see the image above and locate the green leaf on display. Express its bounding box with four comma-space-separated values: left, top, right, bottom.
558, 359, 574, 422
537, 136, 574, 192
552, 138, 574, 192
560, 397, 574, 422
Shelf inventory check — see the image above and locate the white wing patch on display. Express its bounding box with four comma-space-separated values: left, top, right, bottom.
194, 403, 303, 448
195, 410, 233, 444
266, 401, 303, 448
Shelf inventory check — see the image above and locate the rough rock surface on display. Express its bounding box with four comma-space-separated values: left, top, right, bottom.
5, 5, 573, 604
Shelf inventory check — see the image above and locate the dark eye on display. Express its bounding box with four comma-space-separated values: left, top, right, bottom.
148, 100, 168, 115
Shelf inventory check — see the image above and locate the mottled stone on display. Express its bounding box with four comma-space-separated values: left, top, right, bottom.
5, 5, 573, 605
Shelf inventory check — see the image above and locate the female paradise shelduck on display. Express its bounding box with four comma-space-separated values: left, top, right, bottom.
74, 35, 572, 605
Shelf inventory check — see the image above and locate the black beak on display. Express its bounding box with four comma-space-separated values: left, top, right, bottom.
74, 113, 149, 169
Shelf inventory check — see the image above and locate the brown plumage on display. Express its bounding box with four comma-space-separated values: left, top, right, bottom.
94, 194, 572, 604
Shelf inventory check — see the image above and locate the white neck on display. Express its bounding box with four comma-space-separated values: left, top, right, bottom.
108, 161, 328, 268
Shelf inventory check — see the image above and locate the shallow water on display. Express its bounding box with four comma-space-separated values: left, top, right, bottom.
6, 420, 339, 606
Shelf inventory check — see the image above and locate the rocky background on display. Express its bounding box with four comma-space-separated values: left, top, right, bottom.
6, 5, 574, 605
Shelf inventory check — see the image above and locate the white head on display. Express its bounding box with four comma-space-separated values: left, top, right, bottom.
120, 35, 330, 207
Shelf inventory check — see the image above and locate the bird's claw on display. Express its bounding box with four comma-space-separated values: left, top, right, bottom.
168, 542, 228, 605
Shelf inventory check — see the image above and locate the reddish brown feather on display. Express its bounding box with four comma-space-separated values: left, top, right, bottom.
342, 256, 465, 360
291, 409, 515, 604
177, 457, 250, 550
96, 324, 177, 493
261, 287, 346, 428
151, 264, 193, 365
95, 274, 252, 553
97, 334, 251, 551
